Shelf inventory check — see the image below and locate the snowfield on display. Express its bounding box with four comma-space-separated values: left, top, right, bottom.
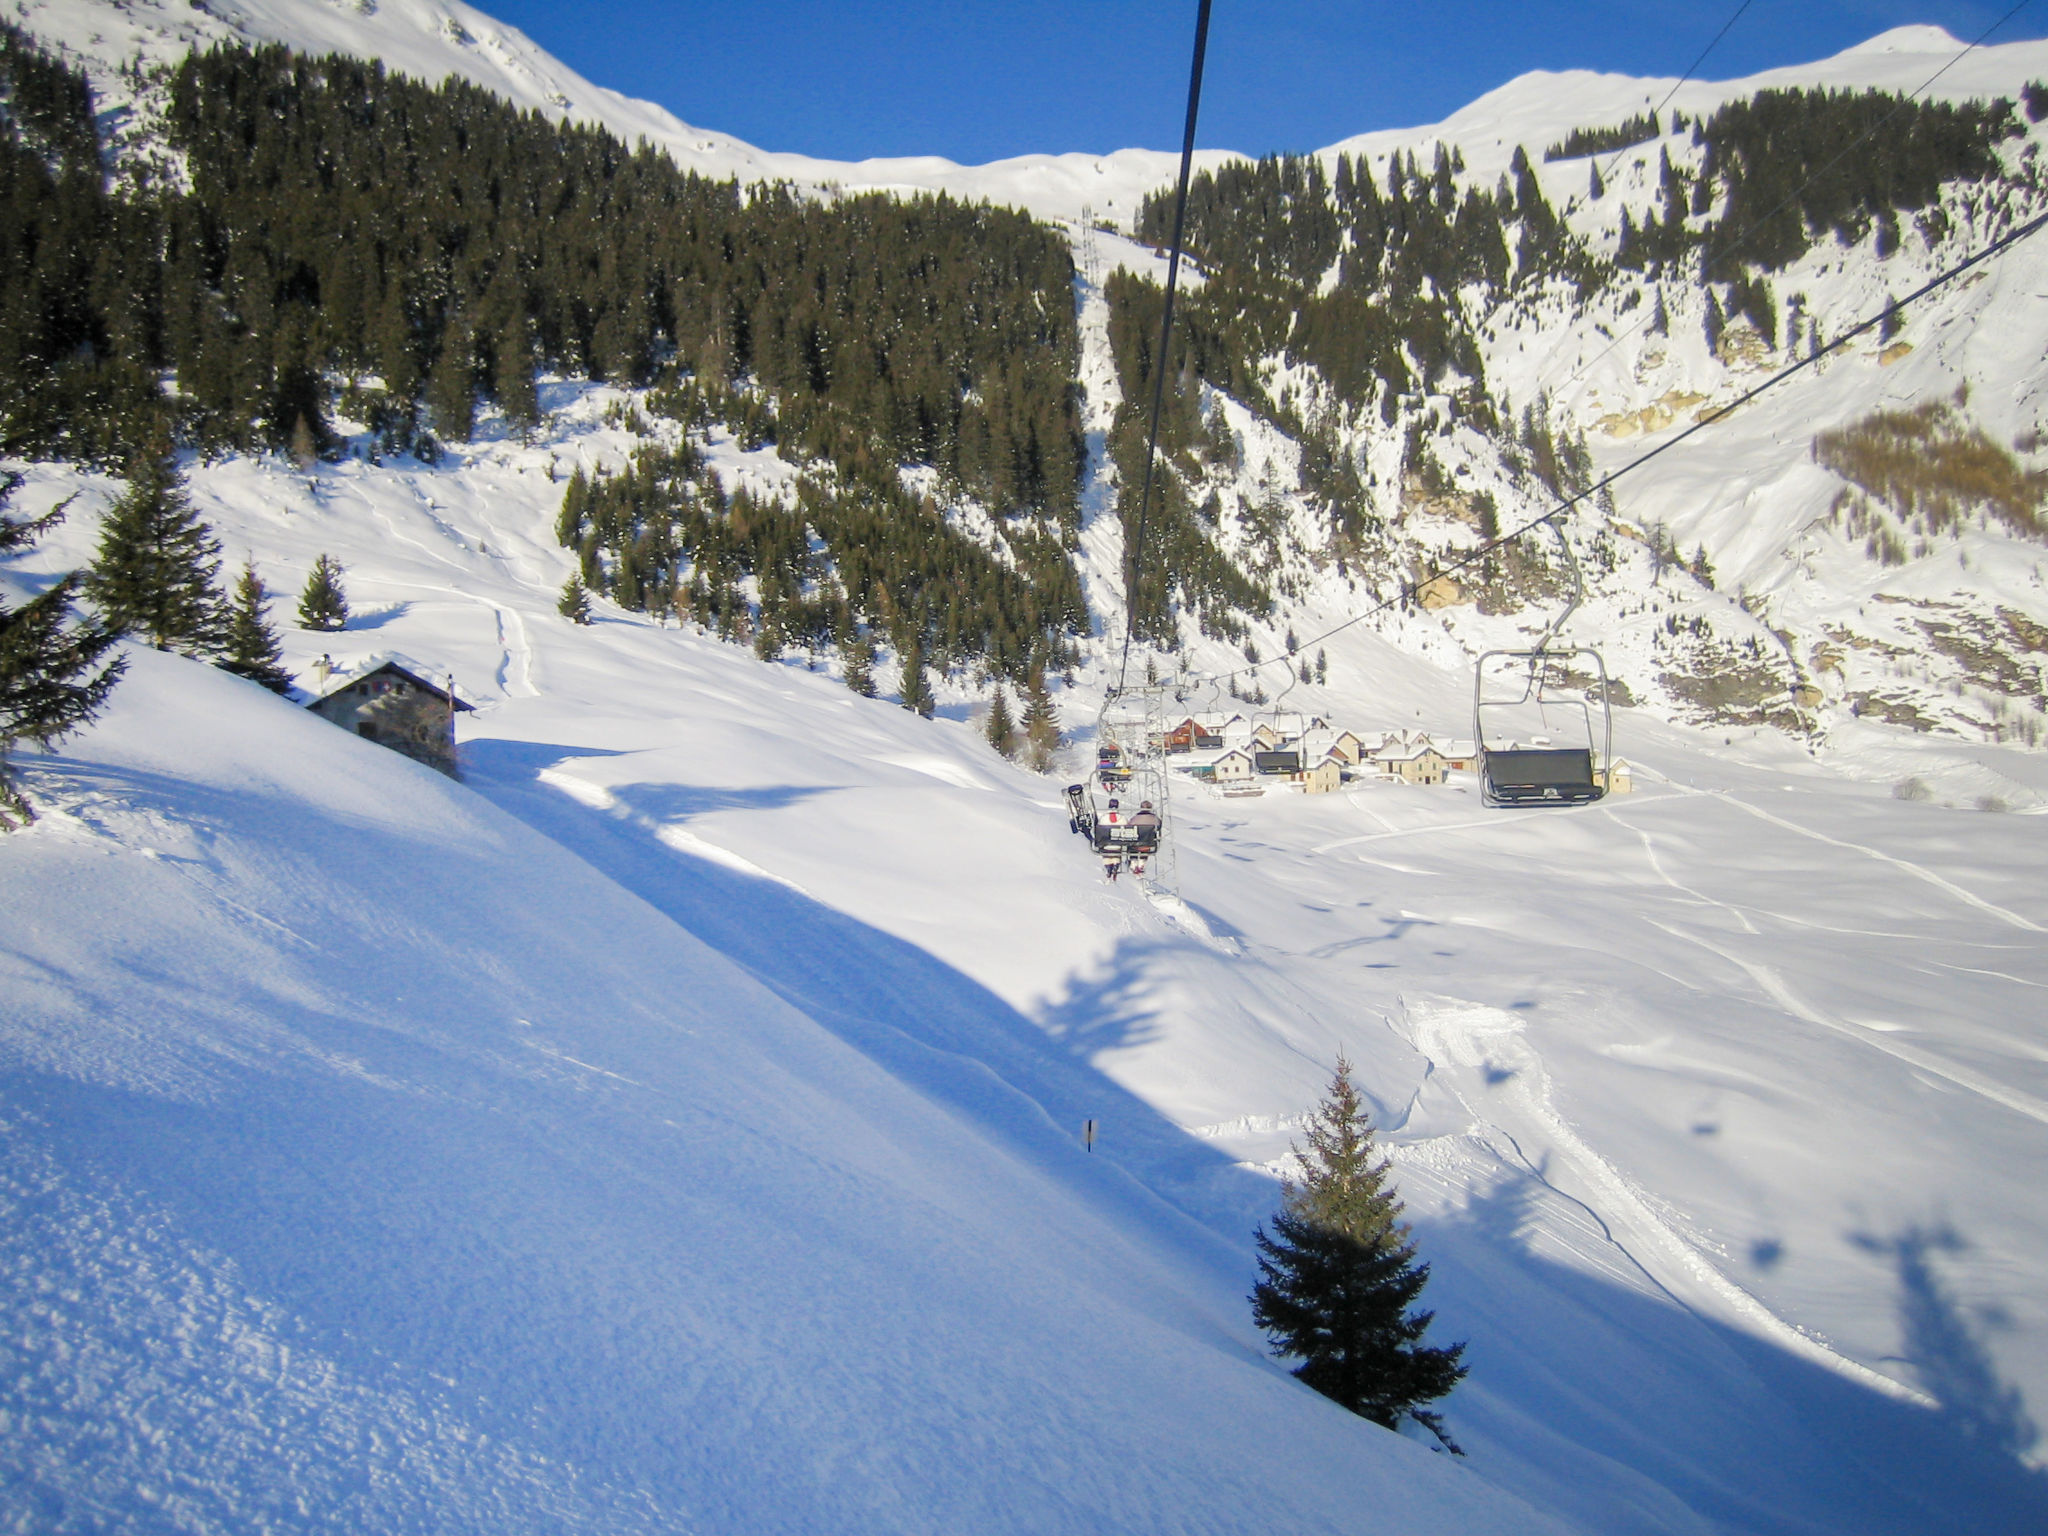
5, 2, 2048, 1532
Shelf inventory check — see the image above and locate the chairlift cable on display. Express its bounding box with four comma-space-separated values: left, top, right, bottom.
1207, 203, 2048, 687
1542, 0, 2037, 406
1590, 0, 1754, 194
1115, 0, 1214, 699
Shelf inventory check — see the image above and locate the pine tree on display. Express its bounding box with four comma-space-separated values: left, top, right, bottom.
899, 637, 934, 718
84, 438, 229, 654
1251, 1056, 1467, 1451
220, 562, 293, 692
1019, 662, 1061, 772
984, 684, 1016, 757
1, 478, 124, 826
297, 553, 350, 632
842, 623, 877, 697
558, 573, 593, 623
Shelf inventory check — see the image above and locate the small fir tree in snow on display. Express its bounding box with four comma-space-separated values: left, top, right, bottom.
984, 684, 1016, 757
0, 478, 124, 827
298, 554, 350, 632
899, 638, 934, 717
1019, 662, 1061, 772
1689, 545, 1717, 590
839, 615, 877, 697
1251, 1055, 1466, 1451
220, 562, 294, 693
558, 574, 593, 624
84, 438, 229, 655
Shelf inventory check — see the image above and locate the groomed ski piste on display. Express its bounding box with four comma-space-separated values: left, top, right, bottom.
5, 2, 2048, 1532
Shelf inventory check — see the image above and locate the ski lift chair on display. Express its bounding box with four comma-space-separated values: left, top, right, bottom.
1472, 518, 1612, 808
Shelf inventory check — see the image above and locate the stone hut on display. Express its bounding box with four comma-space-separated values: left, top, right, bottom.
305, 654, 472, 776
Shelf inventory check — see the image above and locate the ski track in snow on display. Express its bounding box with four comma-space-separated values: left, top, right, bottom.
1644, 918, 2048, 1129
1393, 995, 1935, 1407
1654, 780, 2046, 935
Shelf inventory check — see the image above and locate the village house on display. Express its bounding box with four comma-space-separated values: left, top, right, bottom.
305, 653, 472, 776
1440, 739, 1478, 772
1296, 727, 1365, 766
1210, 746, 1258, 785
1296, 750, 1345, 795
1373, 739, 1449, 785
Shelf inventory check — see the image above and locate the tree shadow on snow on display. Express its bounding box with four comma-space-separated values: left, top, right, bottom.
1425, 1166, 2048, 1536
1850, 1222, 2040, 1460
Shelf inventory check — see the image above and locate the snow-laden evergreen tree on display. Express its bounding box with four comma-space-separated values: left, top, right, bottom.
984, 684, 1016, 757
220, 561, 293, 693
1251, 1055, 1466, 1451
0, 477, 124, 826
84, 438, 229, 654
297, 554, 349, 632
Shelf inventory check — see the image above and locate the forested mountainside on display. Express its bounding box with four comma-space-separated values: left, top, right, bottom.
0, 29, 1084, 681
1107, 82, 2048, 747
1105, 81, 2048, 761
6, 11, 2048, 757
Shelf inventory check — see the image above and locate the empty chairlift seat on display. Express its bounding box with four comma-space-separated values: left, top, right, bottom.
1481, 746, 1600, 805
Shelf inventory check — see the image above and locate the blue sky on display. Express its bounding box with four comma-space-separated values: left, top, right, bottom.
480, 2, 2048, 163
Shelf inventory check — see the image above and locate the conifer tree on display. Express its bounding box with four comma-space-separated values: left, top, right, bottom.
842, 622, 877, 697
1, 478, 124, 826
84, 438, 229, 654
297, 553, 349, 632
1020, 662, 1060, 771
220, 561, 294, 693
1251, 1056, 1466, 1451
899, 637, 934, 717
984, 684, 1016, 757
558, 573, 593, 624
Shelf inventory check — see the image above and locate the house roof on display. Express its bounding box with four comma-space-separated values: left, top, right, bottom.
1296, 728, 1360, 757
304, 652, 475, 711
1373, 741, 1446, 763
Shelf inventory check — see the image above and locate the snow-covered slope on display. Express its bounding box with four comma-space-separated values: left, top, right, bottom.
7, 377, 2048, 1530
2, 645, 1575, 1535
8, 3, 2048, 1531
